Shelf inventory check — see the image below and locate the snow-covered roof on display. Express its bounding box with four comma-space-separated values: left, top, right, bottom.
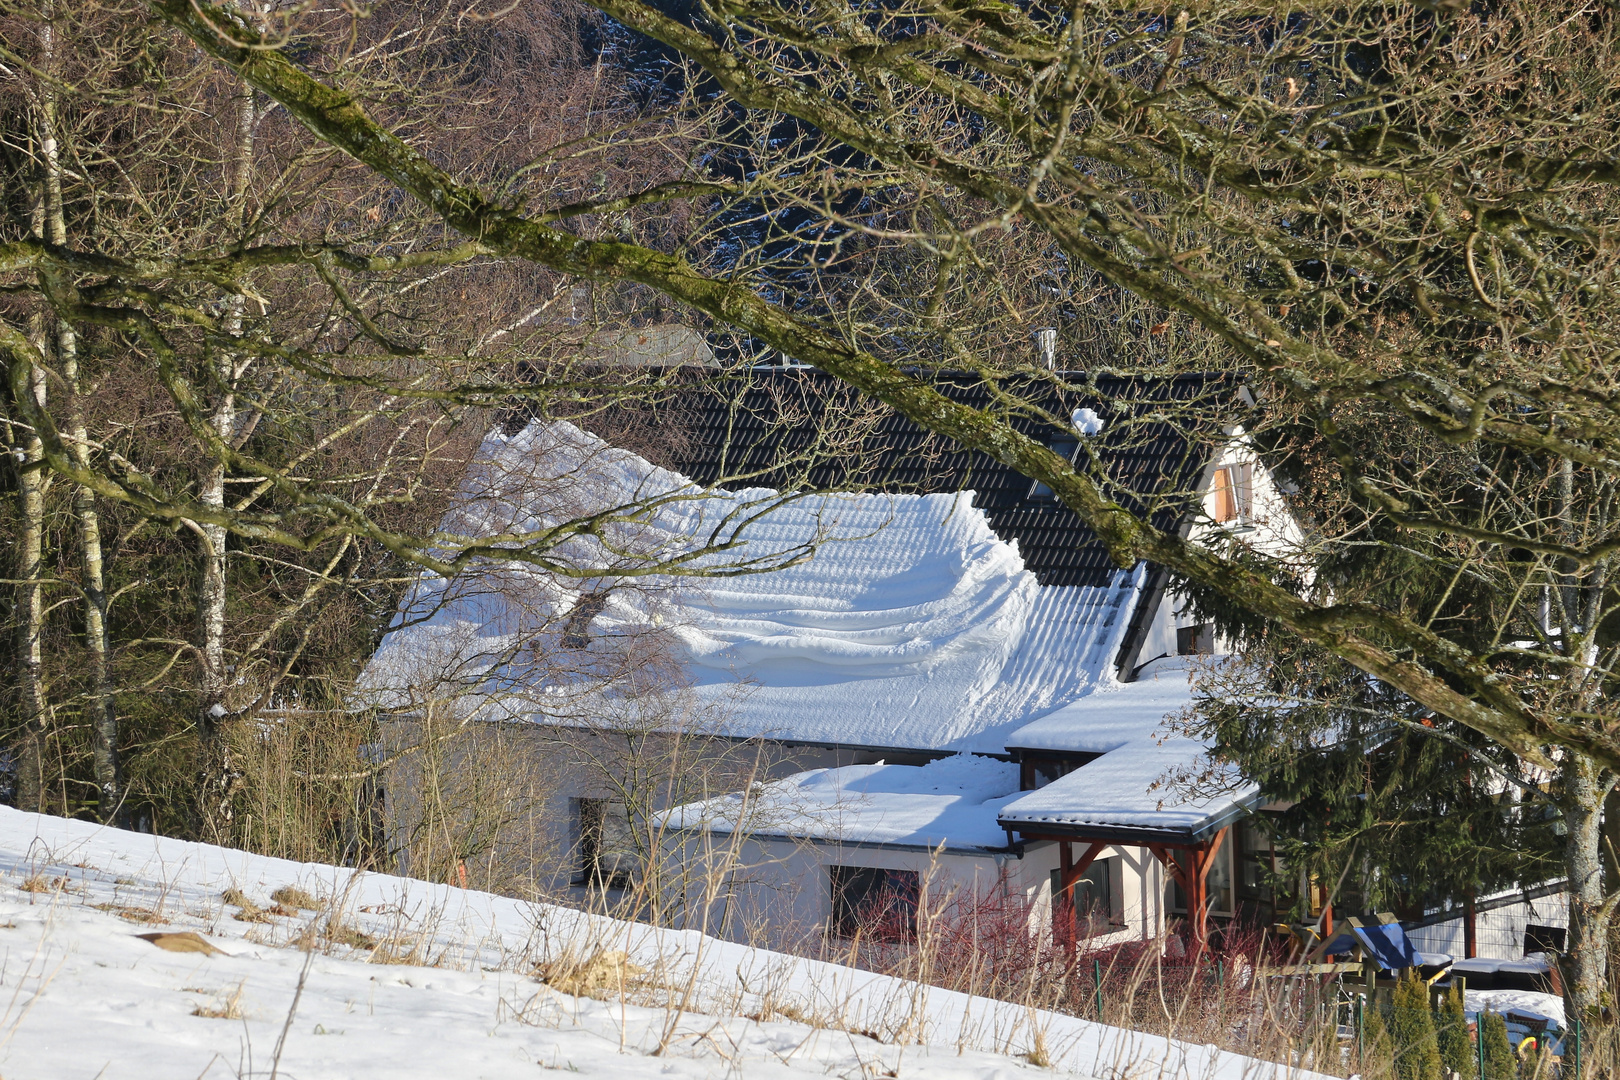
675, 542, 1141, 752
362, 419, 1148, 753
671, 672, 1257, 851
646, 369, 1220, 588
1002, 659, 1201, 754
996, 677, 1260, 843
668, 754, 1022, 852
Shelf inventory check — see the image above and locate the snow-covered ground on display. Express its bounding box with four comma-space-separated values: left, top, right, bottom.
0, 808, 1334, 1080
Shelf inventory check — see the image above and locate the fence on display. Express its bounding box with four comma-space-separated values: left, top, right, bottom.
1404, 883, 1568, 960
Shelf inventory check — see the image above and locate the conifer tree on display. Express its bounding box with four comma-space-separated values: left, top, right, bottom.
1480, 1012, 1518, 1080
1177, 502, 1561, 919
1362, 997, 1398, 1080
1390, 973, 1443, 1080
1436, 986, 1473, 1080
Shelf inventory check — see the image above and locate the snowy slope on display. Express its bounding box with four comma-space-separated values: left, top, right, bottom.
0, 808, 1324, 1080
362, 420, 1142, 752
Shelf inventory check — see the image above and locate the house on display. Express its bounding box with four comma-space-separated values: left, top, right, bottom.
359, 366, 1302, 946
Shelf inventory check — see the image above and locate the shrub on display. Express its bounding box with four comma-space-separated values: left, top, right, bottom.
1361, 996, 1398, 1080
1481, 1011, 1518, 1080
1437, 984, 1473, 1079
1390, 972, 1443, 1080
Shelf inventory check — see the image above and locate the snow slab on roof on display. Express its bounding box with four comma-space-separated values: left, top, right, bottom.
362, 420, 1145, 753
668, 753, 1021, 851
0, 806, 1330, 1080
998, 674, 1259, 837
1005, 660, 1203, 754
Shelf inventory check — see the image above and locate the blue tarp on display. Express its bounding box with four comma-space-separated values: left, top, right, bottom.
1319, 922, 1422, 970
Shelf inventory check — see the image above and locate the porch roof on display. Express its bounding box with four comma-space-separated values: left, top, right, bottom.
663, 753, 1023, 853
996, 675, 1260, 845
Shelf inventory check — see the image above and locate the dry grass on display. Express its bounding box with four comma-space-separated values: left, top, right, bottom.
190, 983, 246, 1020
271, 886, 323, 911
368, 939, 431, 966
19, 873, 69, 894
324, 922, 378, 950
223, 887, 301, 924
537, 949, 646, 998
93, 902, 161, 924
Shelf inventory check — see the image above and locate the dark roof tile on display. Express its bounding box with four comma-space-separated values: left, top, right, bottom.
589, 369, 1224, 588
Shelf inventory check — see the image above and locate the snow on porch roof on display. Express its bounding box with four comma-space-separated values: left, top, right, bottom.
665, 753, 1023, 853
669, 676, 1260, 853
996, 677, 1261, 844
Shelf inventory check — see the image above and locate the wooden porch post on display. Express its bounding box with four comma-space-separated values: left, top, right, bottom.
1058, 840, 1073, 950
1190, 827, 1230, 949
1055, 840, 1101, 953
1146, 827, 1229, 951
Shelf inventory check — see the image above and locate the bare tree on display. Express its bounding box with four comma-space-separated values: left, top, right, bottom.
127, 0, 1620, 1018
0, 0, 862, 842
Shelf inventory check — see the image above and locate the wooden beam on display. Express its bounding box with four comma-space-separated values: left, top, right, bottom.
1062, 841, 1103, 894
1186, 826, 1230, 949
1145, 828, 1229, 950
1055, 841, 1101, 949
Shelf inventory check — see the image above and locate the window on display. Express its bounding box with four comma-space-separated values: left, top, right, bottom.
1051, 857, 1120, 931
1236, 821, 1277, 921
1020, 752, 1102, 791
1524, 924, 1566, 955
1167, 841, 1234, 917
829, 866, 919, 941
573, 797, 632, 890
561, 592, 609, 650
1208, 464, 1253, 523
1176, 623, 1214, 656
1029, 439, 1080, 499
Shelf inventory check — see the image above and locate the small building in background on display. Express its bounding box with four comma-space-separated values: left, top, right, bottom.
360, 365, 1309, 947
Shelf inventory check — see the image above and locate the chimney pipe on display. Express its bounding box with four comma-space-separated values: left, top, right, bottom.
1034, 327, 1058, 370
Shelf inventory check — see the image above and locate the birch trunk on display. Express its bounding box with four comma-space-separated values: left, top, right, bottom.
36, 4, 120, 824
195, 75, 255, 837
11, 338, 48, 814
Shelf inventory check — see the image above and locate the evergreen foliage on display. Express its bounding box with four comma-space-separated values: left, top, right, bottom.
1389, 973, 1443, 1080
1176, 453, 1562, 916
1436, 985, 1473, 1080
1361, 996, 1398, 1080
1480, 1011, 1518, 1080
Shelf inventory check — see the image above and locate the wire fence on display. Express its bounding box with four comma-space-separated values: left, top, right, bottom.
1405, 886, 1569, 960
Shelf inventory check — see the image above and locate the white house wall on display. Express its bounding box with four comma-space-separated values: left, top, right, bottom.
1017, 840, 1169, 946
701, 833, 1191, 949
1135, 435, 1309, 667
702, 836, 1019, 948
1405, 890, 1570, 960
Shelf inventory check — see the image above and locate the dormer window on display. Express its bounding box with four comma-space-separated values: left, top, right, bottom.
1029, 439, 1080, 499
561, 592, 609, 649
1019, 750, 1103, 790
1209, 464, 1253, 524
1177, 623, 1214, 656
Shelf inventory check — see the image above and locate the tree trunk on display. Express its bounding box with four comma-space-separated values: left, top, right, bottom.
11, 339, 48, 814
1560, 754, 1610, 1023
36, 6, 120, 825
195, 75, 256, 839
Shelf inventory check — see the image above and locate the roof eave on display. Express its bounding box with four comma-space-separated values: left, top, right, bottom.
998, 789, 1263, 847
